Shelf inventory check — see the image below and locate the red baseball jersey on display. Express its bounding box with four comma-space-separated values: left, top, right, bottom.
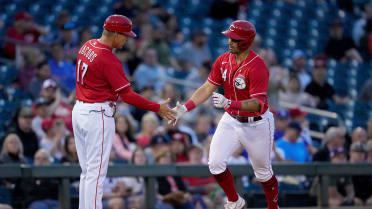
75, 39, 130, 103
208, 50, 269, 117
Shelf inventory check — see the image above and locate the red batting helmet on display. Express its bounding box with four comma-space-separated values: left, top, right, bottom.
103, 15, 136, 38
222, 20, 256, 50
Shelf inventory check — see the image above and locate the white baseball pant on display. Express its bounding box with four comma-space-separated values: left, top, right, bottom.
208, 110, 275, 182
72, 100, 115, 209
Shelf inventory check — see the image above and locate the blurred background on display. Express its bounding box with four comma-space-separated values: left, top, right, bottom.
0, 0, 372, 208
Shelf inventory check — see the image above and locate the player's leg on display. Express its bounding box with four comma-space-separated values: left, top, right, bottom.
208, 113, 242, 202
72, 104, 88, 209
239, 112, 279, 209
84, 106, 115, 209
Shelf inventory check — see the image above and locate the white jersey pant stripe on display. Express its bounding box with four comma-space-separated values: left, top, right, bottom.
208, 110, 275, 182
72, 101, 115, 209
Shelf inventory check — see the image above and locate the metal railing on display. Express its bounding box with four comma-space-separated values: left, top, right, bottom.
1, 163, 372, 209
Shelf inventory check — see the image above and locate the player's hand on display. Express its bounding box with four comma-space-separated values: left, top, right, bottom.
157, 98, 176, 121
212, 92, 231, 108
169, 101, 187, 126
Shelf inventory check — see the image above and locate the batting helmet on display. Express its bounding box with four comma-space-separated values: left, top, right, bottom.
222, 20, 256, 50
103, 15, 137, 38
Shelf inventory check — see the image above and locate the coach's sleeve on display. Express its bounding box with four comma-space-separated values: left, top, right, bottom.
249, 60, 269, 114
103, 57, 131, 92
207, 56, 222, 86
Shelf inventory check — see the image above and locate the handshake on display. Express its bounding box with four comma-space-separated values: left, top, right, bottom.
159, 92, 231, 126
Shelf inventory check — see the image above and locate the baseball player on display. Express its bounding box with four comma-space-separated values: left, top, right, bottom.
172, 20, 279, 209
72, 14, 175, 209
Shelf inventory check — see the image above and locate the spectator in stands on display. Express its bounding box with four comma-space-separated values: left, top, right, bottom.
60, 135, 78, 164
102, 151, 130, 209
113, 115, 136, 162
305, 55, 348, 109
353, 1, 372, 46
27, 149, 59, 209
325, 19, 362, 63
40, 117, 66, 160
368, 140, 372, 162
328, 146, 363, 207
147, 23, 174, 67
31, 97, 50, 140
59, 22, 79, 60
48, 42, 76, 94
276, 121, 311, 163
39, 78, 73, 131
170, 132, 190, 163
185, 61, 211, 94
159, 83, 180, 108
183, 145, 218, 209
368, 119, 372, 140
121, 147, 147, 209
348, 142, 372, 205
8, 106, 39, 160
144, 134, 170, 164
313, 127, 346, 162
289, 107, 316, 154
279, 75, 316, 108
351, 127, 368, 144
179, 29, 212, 68
78, 27, 92, 48
133, 48, 166, 92
171, 59, 198, 93
0, 133, 27, 164
349, 142, 367, 163
17, 47, 45, 91
274, 109, 291, 141
29, 61, 51, 99
135, 112, 159, 148
260, 48, 288, 109
194, 114, 212, 143
359, 79, 372, 102
289, 50, 311, 90
155, 147, 193, 209
4, 11, 47, 59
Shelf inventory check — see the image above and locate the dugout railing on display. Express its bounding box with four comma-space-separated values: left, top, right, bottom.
1, 163, 372, 209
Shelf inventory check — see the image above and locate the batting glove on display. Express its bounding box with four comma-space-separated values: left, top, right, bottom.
169, 101, 187, 126
212, 92, 231, 108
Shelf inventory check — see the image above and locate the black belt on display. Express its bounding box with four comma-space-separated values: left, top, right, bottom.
229, 113, 262, 123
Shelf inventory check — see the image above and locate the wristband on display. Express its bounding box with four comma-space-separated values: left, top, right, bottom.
229, 100, 242, 110
184, 100, 196, 112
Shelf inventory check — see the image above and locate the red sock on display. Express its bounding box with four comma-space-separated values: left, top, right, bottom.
214, 168, 238, 202
261, 175, 279, 209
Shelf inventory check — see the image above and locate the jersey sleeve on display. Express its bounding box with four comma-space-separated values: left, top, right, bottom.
249, 60, 269, 98
103, 56, 131, 92
207, 56, 223, 86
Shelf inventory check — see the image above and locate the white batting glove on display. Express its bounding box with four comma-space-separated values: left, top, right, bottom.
212, 92, 231, 108
168, 101, 187, 126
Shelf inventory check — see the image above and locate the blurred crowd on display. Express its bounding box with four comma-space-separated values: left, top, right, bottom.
0, 0, 372, 209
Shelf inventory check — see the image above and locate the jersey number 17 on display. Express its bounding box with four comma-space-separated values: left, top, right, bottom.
76, 59, 88, 85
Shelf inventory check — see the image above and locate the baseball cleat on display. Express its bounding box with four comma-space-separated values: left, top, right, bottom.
224, 195, 245, 209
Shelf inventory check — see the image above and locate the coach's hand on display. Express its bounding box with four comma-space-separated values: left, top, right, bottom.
212, 92, 231, 108
169, 101, 187, 126
158, 98, 176, 121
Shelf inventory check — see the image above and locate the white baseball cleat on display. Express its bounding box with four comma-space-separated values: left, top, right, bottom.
224, 195, 245, 209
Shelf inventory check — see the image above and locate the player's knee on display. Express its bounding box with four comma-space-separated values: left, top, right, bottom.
254, 167, 273, 182
208, 159, 226, 175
